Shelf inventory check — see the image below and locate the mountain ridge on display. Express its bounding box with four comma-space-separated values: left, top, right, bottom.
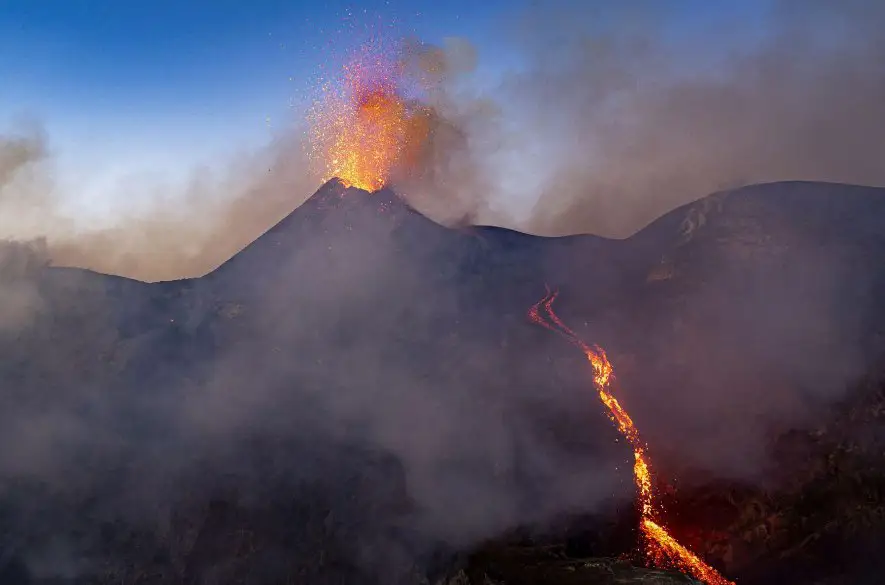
2, 179, 885, 584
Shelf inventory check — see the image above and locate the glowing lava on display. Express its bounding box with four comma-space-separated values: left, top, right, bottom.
529, 288, 735, 585
307, 42, 430, 192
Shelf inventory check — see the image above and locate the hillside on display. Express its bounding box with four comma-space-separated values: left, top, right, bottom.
1, 180, 884, 584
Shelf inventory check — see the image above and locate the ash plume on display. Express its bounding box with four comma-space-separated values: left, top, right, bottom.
390, 37, 500, 226
0, 126, 54, 332
394, 0, 885, 237
2, 3, 885, 581
0, 123, 59, 238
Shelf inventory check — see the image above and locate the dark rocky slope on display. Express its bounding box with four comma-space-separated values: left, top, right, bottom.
1, 180, 884, 584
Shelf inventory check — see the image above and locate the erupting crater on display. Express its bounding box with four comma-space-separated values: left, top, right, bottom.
308, 35, 740, 585
307, 42, 431, 193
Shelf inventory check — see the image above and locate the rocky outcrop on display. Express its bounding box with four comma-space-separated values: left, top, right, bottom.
434, 547, 700, 585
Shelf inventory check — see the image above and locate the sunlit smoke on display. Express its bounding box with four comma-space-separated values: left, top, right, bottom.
529, 288, 734, 585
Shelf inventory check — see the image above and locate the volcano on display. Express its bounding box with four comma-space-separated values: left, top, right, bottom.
2, 180, 885, 584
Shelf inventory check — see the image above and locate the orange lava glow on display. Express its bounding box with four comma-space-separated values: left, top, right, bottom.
529, 288, 735, 585
307, 44, 430, 192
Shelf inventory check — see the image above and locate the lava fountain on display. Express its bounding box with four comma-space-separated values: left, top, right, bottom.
529, 288, 735, 585
307, 42, 431, 192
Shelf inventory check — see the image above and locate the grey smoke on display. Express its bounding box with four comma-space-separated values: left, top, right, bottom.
507, 0, 885, 236
1, 1, 884, 578
0, 188, 627, 583
384, 0, 885, 238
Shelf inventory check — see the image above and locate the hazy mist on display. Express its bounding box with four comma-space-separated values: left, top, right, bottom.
407, 0, 885, 237
2, 1, 885, 581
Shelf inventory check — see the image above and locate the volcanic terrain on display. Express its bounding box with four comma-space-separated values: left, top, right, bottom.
1, 179, 884, 584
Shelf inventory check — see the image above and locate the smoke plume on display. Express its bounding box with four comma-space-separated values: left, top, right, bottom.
2, 1, 885, 580
393, 0, 885, 237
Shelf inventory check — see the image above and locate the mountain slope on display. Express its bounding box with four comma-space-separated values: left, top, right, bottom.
1, 180, 884, 584
579, 182, 885, 478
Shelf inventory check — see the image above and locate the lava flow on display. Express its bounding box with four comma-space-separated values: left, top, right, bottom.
529, 288, 735, 585
307, 42, 431, 192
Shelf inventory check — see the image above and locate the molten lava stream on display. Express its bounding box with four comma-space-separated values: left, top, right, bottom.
529, 290, 735, 585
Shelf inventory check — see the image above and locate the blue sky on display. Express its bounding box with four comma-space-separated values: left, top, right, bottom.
1, 0, 522, 215
1, 0, 513, 122
1, 0, 771, 224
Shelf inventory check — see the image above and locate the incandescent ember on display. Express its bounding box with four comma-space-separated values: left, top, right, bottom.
307, 42, 432, 193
